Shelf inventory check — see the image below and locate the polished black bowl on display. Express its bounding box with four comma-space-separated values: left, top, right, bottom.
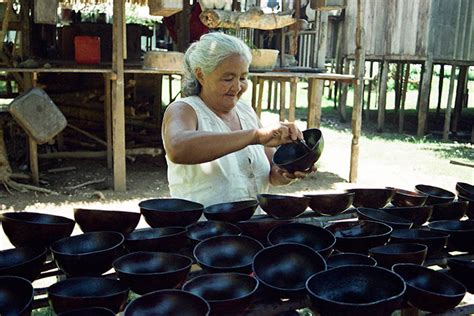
326, 253, 377, 269
187, 221, 242, 244
57, 307, 116, 316
257, 194, 310, 219
253, 243, 326, 298
267, 223, 335, 258
124, 289, 210, 316
74, 208, 140, 235
194, 235, 263, 273
51, 231, 125, 277
390, 229, 449, 257
429, 201, 468, 221
272, 128, 323, 173
458, 194, 474, 219
456, 182, 474, 199
182, 273, 258, 316
306, 265, 405, 316
0, 212, 75, 248
304, 192, 354, 216
0, 247, 47, 281
346, 188, 395, 208
124, 227, 187, 253
236, 215, 292, 245
428, 220, 474, 252
392, 263, 466, 313
0, 276, 33, 316
204, 200, 258, 223
113, 251, 192, 295
383, 205, 432, 226
139, 198, 203, 227
325, 220, 392, 254
415, 184, 455, 205
389, 188, 428, 207
447, 258, 474, 293
48, 277, 129, 314
356, 208, 413, 230
368, 243, 427, 268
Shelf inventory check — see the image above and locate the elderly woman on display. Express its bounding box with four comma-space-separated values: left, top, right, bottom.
162, 32, 315, 207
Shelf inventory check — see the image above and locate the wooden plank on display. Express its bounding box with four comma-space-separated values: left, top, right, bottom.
417, 56, 433, 137
415, 0, 431, 56
436, 64, 444, 115
377, 60, 389, 132
288, 78, 297, 122
256, 77, 265, 118
251, 77, 257, 110
112, 0, 126, 191
443, 65, 456, 141
28, 137, 39, 186
104, 73, 112, 169
279, 80, 286, 121
307, 79, 324, 128
338, 58, 350, 123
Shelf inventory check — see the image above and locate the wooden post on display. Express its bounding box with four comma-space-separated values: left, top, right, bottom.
28, 138, 39, 186
417, 55, 433, 137
349, 0, 365, 183
152, 74, 163, 118
307, 79, 324, 128
177, 0, 190, 52
399, 63, 410, 133
251, 77, 258, 110
256, 78, 265, 118
279, 80, 286, 121
452, 66, 468, 134
365, 60, 374, 121
273, 81, 279, 110
394, 62, 401, 112
267, 80, 273, 110
416, 63, 425, 111
112, 0, 126, 191
436, 64, 444, 116
377, 60, 389, 132
288, 78, 297, 122
443, 65, 456, 141
104, 73, 112, 169
338, 58, 350, 122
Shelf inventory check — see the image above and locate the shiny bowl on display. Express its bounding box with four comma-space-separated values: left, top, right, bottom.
304, 192, 354, 216
428, 220, 474, 253
389, 229, 449, 257
74, 208, 140, 235
0, 247, 47, 281
203, 200, 258, 223
356, 207, 413, 230
389, 188, 428, 207
139, 198, 203, 227
326, 252, 377, 269
257, 194, 310, 219
383, 205, 433, 226
186, 221, 242, 244
0, 276, 33, 316
346, 188, 395, 208
415, 184, 455, 205
124, 227, 187, 253
368, 243, 428, 268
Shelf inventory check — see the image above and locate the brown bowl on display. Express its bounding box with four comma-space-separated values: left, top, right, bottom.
0, 276, 33, 316
186, 221, 241, 244
304, 192, 354, 216
369, 243, 428, 268
74, 208, 140, 235
203, 200, 258, 223
257, 194, 310, 219
0, 247, 47, 281
346, 188, 395, 208
326, 253, 377, 269
139, 198, 203, 227
383, 206, 433, 226
389, 188, 428, 207
194, 235, 263, 273
357, 208, 413, 230
124, 227, 187, 253
415, 184, 455, 205
429, 201, 468, 221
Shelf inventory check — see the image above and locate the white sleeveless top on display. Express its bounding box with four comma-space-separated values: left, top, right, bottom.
166, 96, 271, 207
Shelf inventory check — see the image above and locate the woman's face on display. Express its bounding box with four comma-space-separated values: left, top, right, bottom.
197, 54, 249, 113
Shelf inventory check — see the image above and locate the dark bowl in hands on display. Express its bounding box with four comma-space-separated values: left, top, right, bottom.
272, 128, 323, 174
267, 223, 335, 258
47, 277, 129, 314
74, 208, 140, 235
456, 182, 474, 199
203, 200, 258, 223
324, 220, 392, 254
124, 227, 187, 253
186, 221, 241, 244
383, 205, 433, 226
304, 192, 354, 216
124, 290, 210, 316
113, 251, 192, 295
194, 235, 263, 273
368, 243, 428, 268
0, 247, 47, 281
253, 243, 326, 298
415, 184, 455, 205
346, 188, 395, 208
428, 220, 474, 253
326, 252, 377, 269
139, 198, 203, 227
257, 194, 310, 219
447, 258, 474, 293
389, 229, 449, 257
182, 273, 258, 316
429, 201, 468, 221
0, 276, 33, 316
0, 212, 75, 248
306, 265, 405, 316
356, 208, 413, 230
388, 187, 428, 207
50, 231, 125, 277
392, 263, 466, 313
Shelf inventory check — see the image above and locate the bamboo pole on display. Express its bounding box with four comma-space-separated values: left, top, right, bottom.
377, 60, 389, 132
417, 55, 433, 137
349, 0, 365, 183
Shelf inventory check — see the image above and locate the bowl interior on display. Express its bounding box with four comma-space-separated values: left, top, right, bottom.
114, 252, 192, 275
267, 223, 335, 253
326, 253, 377, 268
52, 232, 124, 255
325, 220, 392, 238
0, 276, 33, 315
186, 221, 241, 242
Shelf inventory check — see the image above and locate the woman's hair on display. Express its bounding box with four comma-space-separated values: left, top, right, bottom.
182, 32, 252, 97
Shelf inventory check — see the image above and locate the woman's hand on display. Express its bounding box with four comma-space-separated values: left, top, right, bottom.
255, 122, 303, 147
271, 164, 318, 185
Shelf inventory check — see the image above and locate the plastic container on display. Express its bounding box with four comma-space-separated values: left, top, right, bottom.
74, 36, 100, 65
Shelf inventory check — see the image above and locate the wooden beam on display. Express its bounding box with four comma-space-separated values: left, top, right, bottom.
112, 0, 126, 191
279, 80, 286, 121
452, 66, 468, 134
349, 0, 365, 183
256, 77, 265, 118
417, 56, 433, 137
377, 60, 389, 132
104, 73, 112, 168
288, 78, 297, 122
443, 65, 456, 141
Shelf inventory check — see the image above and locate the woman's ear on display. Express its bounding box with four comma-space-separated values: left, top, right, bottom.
195, 67, 205, 85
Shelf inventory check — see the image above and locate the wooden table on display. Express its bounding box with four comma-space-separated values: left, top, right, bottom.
249, 72, 355, 128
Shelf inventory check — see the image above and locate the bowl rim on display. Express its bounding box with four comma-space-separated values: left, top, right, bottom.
113, 251, 193, 276
1, 211, 75, 226
324, 220, 393, 239
50, 231, 124, 256
47, 276, 129, 299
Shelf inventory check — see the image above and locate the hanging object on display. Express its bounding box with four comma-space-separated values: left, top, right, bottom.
310, 0, 345, 10
34, 0, 59, 24
148, 0, 182, 17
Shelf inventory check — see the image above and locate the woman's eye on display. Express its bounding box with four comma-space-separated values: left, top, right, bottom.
240, 77, 248, 81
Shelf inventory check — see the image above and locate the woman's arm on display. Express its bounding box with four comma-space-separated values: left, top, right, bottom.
162, 102, 301, 164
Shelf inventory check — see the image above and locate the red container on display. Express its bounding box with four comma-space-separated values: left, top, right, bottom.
74, 36, 101, 64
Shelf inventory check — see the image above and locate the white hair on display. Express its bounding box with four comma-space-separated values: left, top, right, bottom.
182, 32, 252, 97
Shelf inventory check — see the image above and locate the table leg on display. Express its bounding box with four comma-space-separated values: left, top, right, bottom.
279, 80, 286, 121
256, 78, 265, 118
28, 137, 39, 186
152, 75, 163, 123
307, 79, 324, 128
288, 78, 297, 122
251, 76, 258, 110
